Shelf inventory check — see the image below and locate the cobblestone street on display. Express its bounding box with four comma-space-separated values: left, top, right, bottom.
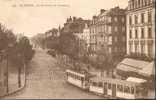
2, 49, 103, 99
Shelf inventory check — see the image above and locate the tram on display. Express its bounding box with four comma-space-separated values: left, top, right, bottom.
89, 77, 148, 99
66, 69, 94, 90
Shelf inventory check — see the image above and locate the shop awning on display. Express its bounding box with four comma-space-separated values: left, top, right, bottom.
116, 58, 154, 77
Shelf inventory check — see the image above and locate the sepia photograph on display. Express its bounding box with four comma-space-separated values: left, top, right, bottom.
0, 0, 155, 99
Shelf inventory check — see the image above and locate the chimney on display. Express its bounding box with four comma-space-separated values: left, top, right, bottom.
100, 9, 105, 14
73, 17, 76, 21
93, 16, 97, 19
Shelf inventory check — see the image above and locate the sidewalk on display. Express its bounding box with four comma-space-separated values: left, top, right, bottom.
0, 64, 26, 97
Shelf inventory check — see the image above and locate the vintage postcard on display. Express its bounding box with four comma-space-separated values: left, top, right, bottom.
0, 0, 155, 99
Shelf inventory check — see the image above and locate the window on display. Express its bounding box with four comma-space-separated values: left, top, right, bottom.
148, 28, 152, 38
138, 0, 141, 7
141, 13, 145, 23
114, 17, 118, 22
114, 37, 118, 42
93, 82, 97, 86
108, 26, 112, 33
124, 86, 130, 93
141, 28, 144, 38
108, 47, 112, 53
123, 36, 126, 42
115, 26, 118, 32
135, 29, 138, 38
108, 17, 112, 23
141, 44, 145, 55
0, 55, 2, 62
122, 17, 125, 23
115, 47, 118, 52
117, 85, 123, 92
131, 87, 135, 94
108, 83, 112, 89
129, 16, 132, 25
148, 44, 153, 57
129, 30, 132, 39
122, 27, 126, 32
145, 0, 147, 6
135, 44, 139, 54
108, 36, 112, 44
98, 82, 103, 87
135, 15, 138, 24
148, 12, 152, 23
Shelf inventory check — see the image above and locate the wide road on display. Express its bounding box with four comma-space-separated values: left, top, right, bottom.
2, 49, 103, 99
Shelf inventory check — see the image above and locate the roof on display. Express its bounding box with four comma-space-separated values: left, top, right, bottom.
117, 58, 154, 77
66, 69, 95, 78
90, 77, 141, 86
119, 58, 149, 69
66, 69, 85, 77
126, 77, 147, 83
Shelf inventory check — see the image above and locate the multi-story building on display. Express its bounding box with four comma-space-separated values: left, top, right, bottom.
126, 0, 155, 59
90, 7, 126, 58
75, 23, 90, 52
116, 0, 155, 80
89, 16, 98, 55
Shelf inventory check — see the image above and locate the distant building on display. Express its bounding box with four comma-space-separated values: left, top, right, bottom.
89, 16, 98, 55
126, 0, 155, 59
45, 27, 60, 38
74, 23, 91, 52
116, 0, 155, 80
62, 16, 90, 34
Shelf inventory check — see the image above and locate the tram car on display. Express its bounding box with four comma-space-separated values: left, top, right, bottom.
66, 69, 95, 90
89, 76, 148, 99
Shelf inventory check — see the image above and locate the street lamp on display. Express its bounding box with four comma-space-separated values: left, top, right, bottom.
6, 43, 14, 93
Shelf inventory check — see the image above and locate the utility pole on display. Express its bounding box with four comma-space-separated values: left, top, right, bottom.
6, 50, 9, 93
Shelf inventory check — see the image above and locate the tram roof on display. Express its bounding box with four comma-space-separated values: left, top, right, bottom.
126, 77, 147, 83
90, 77, 144, 86
66, 69, 86, 77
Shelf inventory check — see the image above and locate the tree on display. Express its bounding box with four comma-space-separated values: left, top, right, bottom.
15, 36, 34, 87
31, 33, 45, 49
0, 23, 16, 51
96, 46, 114, 77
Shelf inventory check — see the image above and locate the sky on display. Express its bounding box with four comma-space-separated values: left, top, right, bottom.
0, 0, 128, 37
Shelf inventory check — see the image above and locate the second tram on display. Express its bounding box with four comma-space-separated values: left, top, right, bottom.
66, 69, 94, 90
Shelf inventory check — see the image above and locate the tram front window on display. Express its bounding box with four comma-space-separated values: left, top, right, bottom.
92, 82, 97, 86
136, 86, 148, 96
98, 82, 103, 87
124, 86, 130, 93
131, 87, 134, 94
108, 83, 111, 89
117, 85, 123, 92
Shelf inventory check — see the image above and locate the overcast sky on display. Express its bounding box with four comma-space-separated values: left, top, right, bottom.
0, 0, 128, 37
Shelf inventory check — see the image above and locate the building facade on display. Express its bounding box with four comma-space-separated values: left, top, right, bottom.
89, 7, 126, 58
126, 0, 155, 59
89, 16, 98, 54
74, 23, 91, 53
